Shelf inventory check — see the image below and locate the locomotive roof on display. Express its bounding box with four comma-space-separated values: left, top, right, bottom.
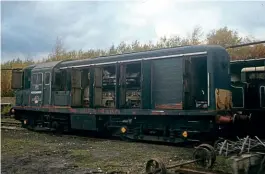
31, 61, 62, 72
230, 58, 265, 74
230, 57, 265, 64
58, 45, 226, 68
23, 45, 226, 71
241, 66, 265, 72
23, 64, 36, 70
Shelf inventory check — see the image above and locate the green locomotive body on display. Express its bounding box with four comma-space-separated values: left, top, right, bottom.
11, 45, 234, 143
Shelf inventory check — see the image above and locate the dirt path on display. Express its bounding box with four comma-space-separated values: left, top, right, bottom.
1, 128, 230, 174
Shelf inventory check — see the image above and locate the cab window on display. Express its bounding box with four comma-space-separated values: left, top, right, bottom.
32, 73, 43, 85
32, 74, 37, 84
37, 74, 42, 84
45, 73, 50, 85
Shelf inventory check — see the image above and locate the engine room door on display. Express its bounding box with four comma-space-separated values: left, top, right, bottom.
93, 67, 103, 107
183, 56, 208, 110
43, 72, 51, 105
183, 57, 193, 110
71, 68, 82, 107
152, 57, 183, 109
119, 63, 127, 108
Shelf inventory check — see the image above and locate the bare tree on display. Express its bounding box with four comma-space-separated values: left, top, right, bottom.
49, 36, 66, 61
190, 26, 203, 45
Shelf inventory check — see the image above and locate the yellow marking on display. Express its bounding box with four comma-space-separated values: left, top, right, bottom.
121, 127, 127, 133
182, 131, 188, 138
215, 89, 232, 110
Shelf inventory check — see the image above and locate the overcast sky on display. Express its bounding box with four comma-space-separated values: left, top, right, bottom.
1, 0, 265, 62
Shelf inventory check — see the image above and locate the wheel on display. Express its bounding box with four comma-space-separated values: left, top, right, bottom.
145, 158, 167, 174
120, 134, 132, 142
213, 138, 224, 150
52, 121, 63, 134
193, 146, 214, 169
197, 144, 216, 164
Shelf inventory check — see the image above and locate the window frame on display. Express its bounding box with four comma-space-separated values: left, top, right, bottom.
44, 72, 51, 85
231, 85, 245, 108
32, 74, 38, 85
32, 73, 43, 85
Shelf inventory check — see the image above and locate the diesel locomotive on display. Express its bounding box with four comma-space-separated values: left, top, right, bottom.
229, 58, 265, 137
10, 45, 264, 143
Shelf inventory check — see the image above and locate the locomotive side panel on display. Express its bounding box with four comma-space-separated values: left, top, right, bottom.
53, 69, 71, 106
141, 60, 152, 109
53, 91, 71, 106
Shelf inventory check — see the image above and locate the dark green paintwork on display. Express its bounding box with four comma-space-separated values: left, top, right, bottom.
29, 61, 62, 107
231, 82, 245, 108
12, 45, 233, 143
151, 57, 183, 108
17, 45, 232, 111
141, 60, 152, 109
89, 67, 95, 108
71, 114, 97, 131
53, 91, 70, 106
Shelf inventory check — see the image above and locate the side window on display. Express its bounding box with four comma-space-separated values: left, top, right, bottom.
54, 70, 68, 91
55, 72, 61, 87
32, 74, 37, 84
45, 73, 50, 85
37, 73, 42, 84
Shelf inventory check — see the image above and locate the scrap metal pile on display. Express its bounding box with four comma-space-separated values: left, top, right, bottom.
145, 136, 265, 174
214, 136, 265, 157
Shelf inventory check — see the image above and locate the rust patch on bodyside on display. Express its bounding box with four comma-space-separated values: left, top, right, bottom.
215, 89, 232, 110
69, 108, 77, 112
216, 115, 233, 124
151, 110, 166, 115
155, 103, 183, 110
97, 108, 120, 114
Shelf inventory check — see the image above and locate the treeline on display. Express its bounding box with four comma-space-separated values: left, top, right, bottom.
1, 26, 265, 97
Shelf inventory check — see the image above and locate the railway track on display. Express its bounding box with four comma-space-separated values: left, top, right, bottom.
1, 120, 21, 128
104, 168, 227, 174
168, 168, 228, 174
1, 115, 11, 119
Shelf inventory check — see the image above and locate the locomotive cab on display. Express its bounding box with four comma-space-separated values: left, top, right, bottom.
11, 69, 23, 90
241, 66, 265, 109
11, 65, 35, 106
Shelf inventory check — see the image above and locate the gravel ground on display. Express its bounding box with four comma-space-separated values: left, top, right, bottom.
1, 126, 230, 174
1, 97, 15, 105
